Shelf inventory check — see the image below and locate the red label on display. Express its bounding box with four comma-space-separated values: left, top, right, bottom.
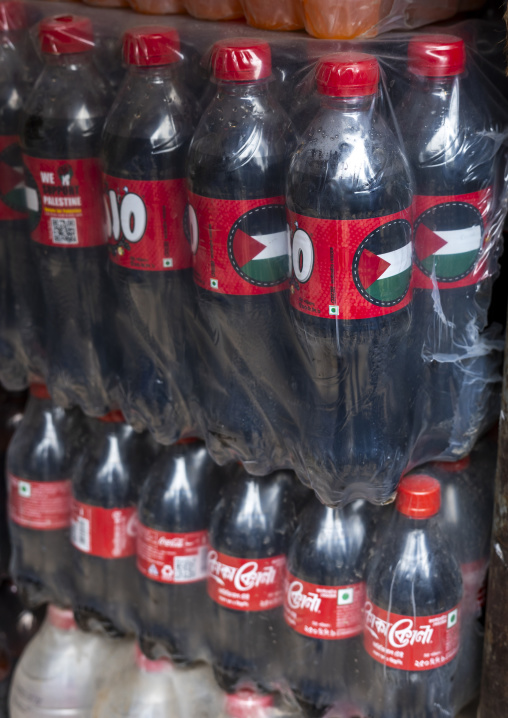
364, 600, 460, 671
8, 474, 71, 530
23, 155, 107, 248
461, 558, 488, 616
284, 571, 365, 640
286, 208, 412, 320
207, 549, 285, 611
0, 136, 26, 221
70, 500, 136, 559
188, 192, 289, 296
104, 175, 192, 271
413, 188, 493, 289
136, 524, 208, 584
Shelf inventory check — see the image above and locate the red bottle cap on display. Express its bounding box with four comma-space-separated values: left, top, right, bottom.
211, 39, 271, 82
226, 690, 274, 718
0, 1, 27, 31
433, 456, 471, 473
29, 383, 51, 400
123, 26, 181, 67
98, 410, 125, 423
39, 15, 94, 55
316, 52, 379, 98
135, 644, 172, 673
48, 605, 77, 631
408, 35, 466, 77
396, 475, 441, 519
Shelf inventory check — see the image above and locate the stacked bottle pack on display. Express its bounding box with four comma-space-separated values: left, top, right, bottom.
82, 0, 486, 41
0, 2, 506, 506
6, 384, 497, 717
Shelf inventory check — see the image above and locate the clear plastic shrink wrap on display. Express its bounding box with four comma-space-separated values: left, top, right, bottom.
0, 4, 506, 507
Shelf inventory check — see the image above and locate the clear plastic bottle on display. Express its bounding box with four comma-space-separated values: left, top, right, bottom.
240, 0, 303, 30
9, 604, 129, 718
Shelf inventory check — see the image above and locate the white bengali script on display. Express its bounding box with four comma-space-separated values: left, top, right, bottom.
208, 551, 281, 592
365, 602, 434, 648
286, 580, 322, 613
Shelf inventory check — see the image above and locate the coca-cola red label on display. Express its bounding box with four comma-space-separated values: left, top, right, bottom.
23, 155, 107, 248
286, 208, 412, 320
70, 500, 136, 558
8, 474, 71, 530
461, 558, 488, 617
284, 571, 365, 640
137, 524, 208, 584
207, 549, 285, 611
413, 188, 493, 289
187, 192, 289, 295
364, 601, 460, 671
0, 136, 26, 221
104, 175, 192, 271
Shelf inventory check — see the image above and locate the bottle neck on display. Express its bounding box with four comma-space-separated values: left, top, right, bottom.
409, 73, 460, 94
127, 62, 180, 84
319, 93, 376, 112
43, 51, 93, 70
215, 78, 270, 99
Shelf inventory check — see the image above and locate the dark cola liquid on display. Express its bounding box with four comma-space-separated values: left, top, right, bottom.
186, 82, 299, 472
71, 420, 157, 636
286, 96, 413, 504
207, 470, 298, 692
101, 66, 199, 441
0, 31, 43, 389
365, 513, 462, 718
20, 53, 115, 416
136, 442, 218, 664
8, 395, 83, 608
284, 500, 371, 715
396, 73, 498, 463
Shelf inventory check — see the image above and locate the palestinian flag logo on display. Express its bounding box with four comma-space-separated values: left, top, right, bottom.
352, 218, 412, 307
0, 143, 25, 214
228, 204, 289, 287
415, 202, 483, 282
23, 166, 41, 231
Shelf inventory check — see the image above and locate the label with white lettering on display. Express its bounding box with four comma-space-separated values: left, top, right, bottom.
207, 550, 285, 611
70, 500, 136, 559
284, 571, 365, 640
23, 155, 107, 248
136, 525, 208, 584
8, 474, 71, 530
364, 601, 460, 671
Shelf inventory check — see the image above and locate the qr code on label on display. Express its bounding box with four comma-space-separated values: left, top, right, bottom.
51, 217, 78, 245
71, 516, 90, 553
174, 555, 199, 583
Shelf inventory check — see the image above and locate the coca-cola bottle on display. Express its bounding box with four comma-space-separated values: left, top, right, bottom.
283, 498, 371, 714
70, 411, 158, 636
20, 14, 115, 415
8, 383, 85, 608
207, 468, 298, 691
0, 0, 43, 390
102, 26, 200, 441
222, 689, 275, 718
396, 35, 499, 463
424, 453, 494, 712
286, 52, 414, 505
136, 439, 219, 664
186, 39, 298, 471
0, 388, 26, 578
364, 475, 462, 717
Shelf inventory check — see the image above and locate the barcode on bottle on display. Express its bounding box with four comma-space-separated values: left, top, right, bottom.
173, 554, 200, 583
51, 217, 78, 245
71, 516, 90, 552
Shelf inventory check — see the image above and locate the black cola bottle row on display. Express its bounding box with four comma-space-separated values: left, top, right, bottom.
6, 385, 495, 717
1, 8, 502, 508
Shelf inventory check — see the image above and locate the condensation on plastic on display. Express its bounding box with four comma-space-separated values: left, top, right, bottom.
1, 3, 506, 508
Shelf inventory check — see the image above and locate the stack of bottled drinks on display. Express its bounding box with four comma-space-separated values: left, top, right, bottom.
0, 0, 506, 715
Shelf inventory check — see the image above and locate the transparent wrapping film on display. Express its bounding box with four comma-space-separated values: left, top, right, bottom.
6, 401, 497, 716
0, 2, 505, 508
